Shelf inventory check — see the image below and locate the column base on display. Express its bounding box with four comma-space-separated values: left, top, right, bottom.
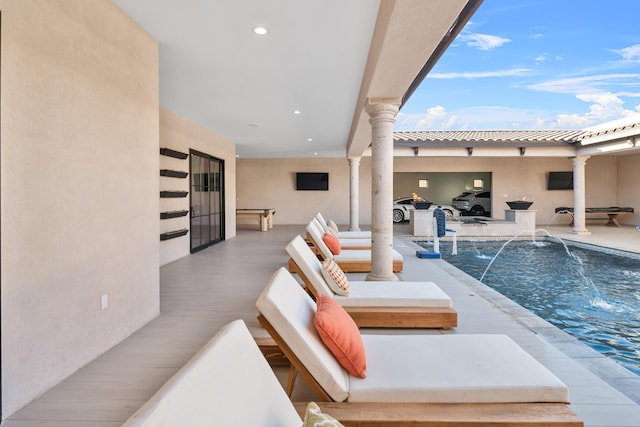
571, 229, 591, 235
348, 227, 361, 231
365, 272, 398, 282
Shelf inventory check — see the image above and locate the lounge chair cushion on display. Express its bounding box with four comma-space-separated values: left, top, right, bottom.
320, 258, 350, 296
315, 212, 371, 239
288, 235, 337, 297
315, 294, 366, 378
121, 320, 302, 426
334, 250, 402, 263
308, 222, 399, 262
336, 282, 451, 308
287, 235, 450, 307
327, 219, 339, 232
257, 268, 570, 406
322, 233, 341, 255
349, 334, 570, 403
302, 402, 344, 426
256, 267, 350, 402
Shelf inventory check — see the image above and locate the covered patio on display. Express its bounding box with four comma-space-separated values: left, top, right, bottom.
5, 223, 640, 425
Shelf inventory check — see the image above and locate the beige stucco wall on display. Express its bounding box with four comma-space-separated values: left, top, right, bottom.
1, 0, 160, 417
237, 155, 626, 227
617, 153, 640, 226
236, 157, 372, 226
159, 108, 237, 266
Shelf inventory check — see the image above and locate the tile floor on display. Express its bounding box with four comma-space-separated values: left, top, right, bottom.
4, 223, 640, 426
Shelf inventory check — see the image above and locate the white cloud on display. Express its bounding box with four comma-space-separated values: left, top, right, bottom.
528, 73, 640, 95
396, 106, 458, 130
398, 97, 640, 131
534, 54, 546, 63
612, 44, 640, 62
553, 93, 637, 127
429, 68, 531, 79
397, 106, 551, 131
458, 33, 511, 51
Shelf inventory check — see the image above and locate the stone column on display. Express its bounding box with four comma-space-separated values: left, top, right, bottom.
365, 99, 400, 281
571, 155, 591, 235
348, 156, 361, 231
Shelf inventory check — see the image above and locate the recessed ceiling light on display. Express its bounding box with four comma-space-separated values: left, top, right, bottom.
313, 152, 318, 156
253, 26, 268, 35
293, 110, 301, 115
307, 138, 313, 142
248, 123, 259, 127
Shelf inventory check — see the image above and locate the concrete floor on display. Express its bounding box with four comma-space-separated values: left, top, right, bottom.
4, 223, 640, 426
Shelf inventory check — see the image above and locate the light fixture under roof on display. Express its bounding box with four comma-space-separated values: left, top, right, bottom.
293, 110, 301, 115
307, 138, 313, 142
597, 141, 633, 152
253, 26, 268, 35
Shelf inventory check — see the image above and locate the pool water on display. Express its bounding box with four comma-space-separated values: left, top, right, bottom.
430, 239, 640, 376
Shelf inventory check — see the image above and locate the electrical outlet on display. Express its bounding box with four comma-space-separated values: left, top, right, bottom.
101, 294, 108, 310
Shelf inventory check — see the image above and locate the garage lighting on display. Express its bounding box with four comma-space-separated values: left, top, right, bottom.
418, 179, 428, 188
473, 179, 484, 189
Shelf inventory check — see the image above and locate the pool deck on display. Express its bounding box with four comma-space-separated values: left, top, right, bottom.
4, 223, 640, 426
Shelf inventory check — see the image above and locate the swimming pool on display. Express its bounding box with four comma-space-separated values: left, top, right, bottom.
428, 238, 640, 376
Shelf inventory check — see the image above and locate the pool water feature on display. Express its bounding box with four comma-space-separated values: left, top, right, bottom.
429, 239, 640, 376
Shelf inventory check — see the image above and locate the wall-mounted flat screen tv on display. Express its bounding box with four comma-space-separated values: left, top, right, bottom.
296, 172, 329, 191
547, 171, 573, 190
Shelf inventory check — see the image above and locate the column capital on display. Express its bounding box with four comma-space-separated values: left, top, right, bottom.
571, 155, 591, 164
348, 156, 361, 166
365, 98, 401, 118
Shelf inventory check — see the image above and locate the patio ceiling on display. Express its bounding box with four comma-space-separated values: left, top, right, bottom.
111, 0, 481, 158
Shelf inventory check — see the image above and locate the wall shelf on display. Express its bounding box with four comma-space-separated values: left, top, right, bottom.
160, 191, 189, 198
160, 169, 188, 178
160, 229, 189, 241
160, 210, 189, 220
160, 147, 188, 159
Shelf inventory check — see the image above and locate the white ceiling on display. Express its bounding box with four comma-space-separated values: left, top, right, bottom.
112, 0, 480, 158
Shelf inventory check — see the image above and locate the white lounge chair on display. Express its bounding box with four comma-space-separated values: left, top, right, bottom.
306, 220, 403, 272
314, 212, 371, 239
121, 320, 303, 426
255, 267, 583, 426
308, 218, 371, 249
287, 235, 457, 328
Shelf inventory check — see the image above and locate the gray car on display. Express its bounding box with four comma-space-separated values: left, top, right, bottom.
451, 191, 491, 216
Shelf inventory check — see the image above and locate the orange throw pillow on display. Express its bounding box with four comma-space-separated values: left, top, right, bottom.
314, 294, 366, 378
322, 233, 341, 255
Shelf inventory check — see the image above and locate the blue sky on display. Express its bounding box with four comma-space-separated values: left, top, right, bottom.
397, 0, 640, 131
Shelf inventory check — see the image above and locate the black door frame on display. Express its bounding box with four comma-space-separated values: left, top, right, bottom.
189, 149, 225, 253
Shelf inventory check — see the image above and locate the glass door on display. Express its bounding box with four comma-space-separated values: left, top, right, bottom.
190, 150, 224, 253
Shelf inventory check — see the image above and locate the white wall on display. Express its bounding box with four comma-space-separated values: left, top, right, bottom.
159, 108, 237, 266
1, 0, 160, 417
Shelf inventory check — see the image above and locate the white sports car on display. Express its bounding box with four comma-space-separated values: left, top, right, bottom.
392, 197, 459, 223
